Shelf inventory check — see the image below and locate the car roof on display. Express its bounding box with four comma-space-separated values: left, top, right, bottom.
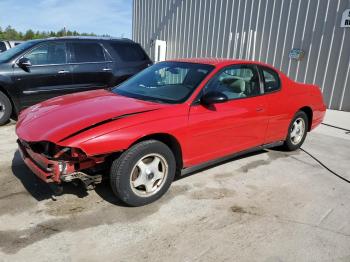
168, 58, 278, 70
35, 36, 134, 43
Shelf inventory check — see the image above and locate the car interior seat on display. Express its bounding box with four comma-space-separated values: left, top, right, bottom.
229, 79, 246, 97
217, 77, 246, 99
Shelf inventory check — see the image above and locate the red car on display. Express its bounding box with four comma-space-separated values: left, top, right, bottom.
16, 59, 326, 206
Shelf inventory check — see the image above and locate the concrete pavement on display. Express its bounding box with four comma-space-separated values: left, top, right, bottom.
0, 110, 349, 262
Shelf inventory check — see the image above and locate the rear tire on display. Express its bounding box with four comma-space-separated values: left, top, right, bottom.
283, 111, 308, 151
0, 91, 12, 126
110, 140, 176, 206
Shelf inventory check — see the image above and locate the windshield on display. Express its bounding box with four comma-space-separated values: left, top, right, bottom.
113, 61, 214, 104
0, 40, 40, 63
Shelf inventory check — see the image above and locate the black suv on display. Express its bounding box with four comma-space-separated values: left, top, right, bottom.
0, 37, 152, 125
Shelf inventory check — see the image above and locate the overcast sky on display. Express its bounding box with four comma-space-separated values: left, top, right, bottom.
0, 0, 132, 37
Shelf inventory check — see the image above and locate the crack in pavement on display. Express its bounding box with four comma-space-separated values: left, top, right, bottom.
230, 206, 350, 238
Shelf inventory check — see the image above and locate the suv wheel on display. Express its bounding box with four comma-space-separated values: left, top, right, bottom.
110, 140, 176, 206
0, 91, 12, 126
283, 111, 308, 151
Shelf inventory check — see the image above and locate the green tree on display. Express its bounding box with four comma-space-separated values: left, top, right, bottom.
24, 29, 35, 40
4, 26, 19, 40
0, 25, 102, 40
56, 29, 65, 37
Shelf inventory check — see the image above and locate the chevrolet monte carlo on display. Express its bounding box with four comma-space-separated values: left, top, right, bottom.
16, 59, 326, 206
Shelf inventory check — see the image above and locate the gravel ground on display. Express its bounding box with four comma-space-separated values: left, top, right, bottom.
0, 112, 350, 262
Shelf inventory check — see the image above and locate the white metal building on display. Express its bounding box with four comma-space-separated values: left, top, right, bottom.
133, 0, 350, 111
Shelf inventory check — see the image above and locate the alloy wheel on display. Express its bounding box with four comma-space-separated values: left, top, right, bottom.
290, 117, 305, 145
130, 153, 168, 197
0, 102, 5, 119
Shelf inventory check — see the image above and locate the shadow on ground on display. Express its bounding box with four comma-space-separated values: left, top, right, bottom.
175, 149, 268, 181
11, 150, 128, 206
11, 148, 273, 206
11, 150, 91, 199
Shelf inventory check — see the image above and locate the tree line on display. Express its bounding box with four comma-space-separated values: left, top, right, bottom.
0, 25, 109, 40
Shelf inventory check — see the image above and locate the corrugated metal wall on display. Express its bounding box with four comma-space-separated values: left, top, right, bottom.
133, 0, 350, 111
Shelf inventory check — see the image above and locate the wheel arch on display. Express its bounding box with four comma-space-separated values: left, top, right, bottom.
298, 106, 313, 131
130, 133, 183, 173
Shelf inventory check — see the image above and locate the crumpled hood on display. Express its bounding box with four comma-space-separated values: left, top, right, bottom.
16, 90, 162, 143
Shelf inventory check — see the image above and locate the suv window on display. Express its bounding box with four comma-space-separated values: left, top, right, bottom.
24, 42, 66, 65
261, 67, 280, 93
70, 42, 105, 63
110, 42, 147, 62
204, 65, 261, 100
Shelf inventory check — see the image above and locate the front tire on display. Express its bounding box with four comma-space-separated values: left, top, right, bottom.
110, 140, 176, 206
283, 111, 308, 151
0, 91, 12, 126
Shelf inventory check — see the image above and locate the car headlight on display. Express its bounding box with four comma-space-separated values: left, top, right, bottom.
26, 141, 86, 161
53, 146, 87, 161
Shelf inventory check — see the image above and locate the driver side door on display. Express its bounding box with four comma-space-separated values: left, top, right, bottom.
186, 64, 269, 166
13, 41, 74, 108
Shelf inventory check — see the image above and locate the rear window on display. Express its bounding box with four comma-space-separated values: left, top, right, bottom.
261, 67, 281, 93
110, 42, 148, 62
70, 42, 105, 63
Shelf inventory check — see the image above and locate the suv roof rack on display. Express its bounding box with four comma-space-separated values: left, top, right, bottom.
46, 36, 133, 42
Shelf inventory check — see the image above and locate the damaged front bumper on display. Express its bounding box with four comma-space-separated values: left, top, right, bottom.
17, 139, 104, 186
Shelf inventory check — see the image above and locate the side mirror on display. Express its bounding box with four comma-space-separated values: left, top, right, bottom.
17, 57, 32, 69
200, 91, 228, 105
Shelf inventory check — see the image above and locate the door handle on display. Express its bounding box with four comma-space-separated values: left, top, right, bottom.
102, 68, 112, 71
58, 70, 70, 74
256, 107, 264, 112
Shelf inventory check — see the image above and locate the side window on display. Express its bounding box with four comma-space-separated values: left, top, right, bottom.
204, 66, 261, 100
70, 42, 105, 63
24, 42, 67, 65
110, 42, 148, 62
261, 67, 280, 93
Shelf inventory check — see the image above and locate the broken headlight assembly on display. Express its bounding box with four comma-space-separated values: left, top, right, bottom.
27, 141, 87, 161
52, 146, 87, 161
